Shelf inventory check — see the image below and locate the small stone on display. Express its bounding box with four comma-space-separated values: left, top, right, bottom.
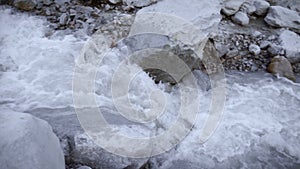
123, 0, 155, 8
231, 11, 249, 26
267, 56, 296, 81
268, 44, 283, 56
108, 0, 121, 4
41, 0, 53, 5
69, 9, 76, 16
252, 30, 262, 38
253, 0, 270, 16
249, 44, 261, 55
59, 13, 68, 25
221, 0, 246, 16
242, 2, 256, 15
260, 41, 271, 49
226, 49, 239, 58
77, 166, 92, 169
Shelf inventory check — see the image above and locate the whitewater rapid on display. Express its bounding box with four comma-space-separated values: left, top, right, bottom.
0, 7, 300, 168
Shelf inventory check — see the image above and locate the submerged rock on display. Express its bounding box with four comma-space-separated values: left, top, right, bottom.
264, 6, 300, 33
267, 55, 296, 81
0, 112, 65, 169
279, 30, 300, 64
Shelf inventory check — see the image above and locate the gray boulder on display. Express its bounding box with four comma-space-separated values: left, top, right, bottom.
231, 11, 250, 26
279, 30, 300, 63
264, 6, 300, 33
13, 0, 37, 11
253, 0, 270, 16
0, 112, 65, 169
222, 0, 246, 16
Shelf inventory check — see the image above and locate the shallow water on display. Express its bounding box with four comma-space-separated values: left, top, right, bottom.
0, 7, 300, 168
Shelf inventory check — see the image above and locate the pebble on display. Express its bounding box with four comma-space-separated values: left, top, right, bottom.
259, 41, 271, 49
59, 13, 68, 25
267, 44, 283, 56
249, 44, 261, 55
231, 12, 250, 26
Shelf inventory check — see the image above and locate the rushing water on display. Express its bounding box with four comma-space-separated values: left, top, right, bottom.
0, 7, 300, 168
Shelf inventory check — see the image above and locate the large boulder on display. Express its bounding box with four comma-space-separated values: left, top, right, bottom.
279, 30, 300, 63
0, 112, 65, 169
13, 0, 37, 11
264, 6, 300, 33
126, 0, 222, 83
267, 55, 296, 81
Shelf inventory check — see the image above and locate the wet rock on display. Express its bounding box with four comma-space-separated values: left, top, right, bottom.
123, 0, 156, 8
279, 30, 300, 63
70, 133, 147, 169
231, 11, 249, 26
267, 55, 296, 81
264, 6, 300, 33
249, 44, 261, 55
253, 0, 270, 16
13, 0, 37, 11
222, 0, 246, 16
0, 112, 65, 169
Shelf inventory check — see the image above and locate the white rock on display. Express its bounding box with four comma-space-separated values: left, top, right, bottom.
0, 112, 65, 169
253, 0, 270, 16
123, 0, 156, 7
279, 30, 300, 63
131, 0, 222, 58
249, 44, 261, 55
232, 11, 250, 26
222, 0, 246, 16
264, 6, 300, 33
59, 13, 68, 25
109, 0, 121, 4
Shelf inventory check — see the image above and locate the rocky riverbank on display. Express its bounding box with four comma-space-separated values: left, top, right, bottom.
1, 0, 300, 169
2, 0, 300, 82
